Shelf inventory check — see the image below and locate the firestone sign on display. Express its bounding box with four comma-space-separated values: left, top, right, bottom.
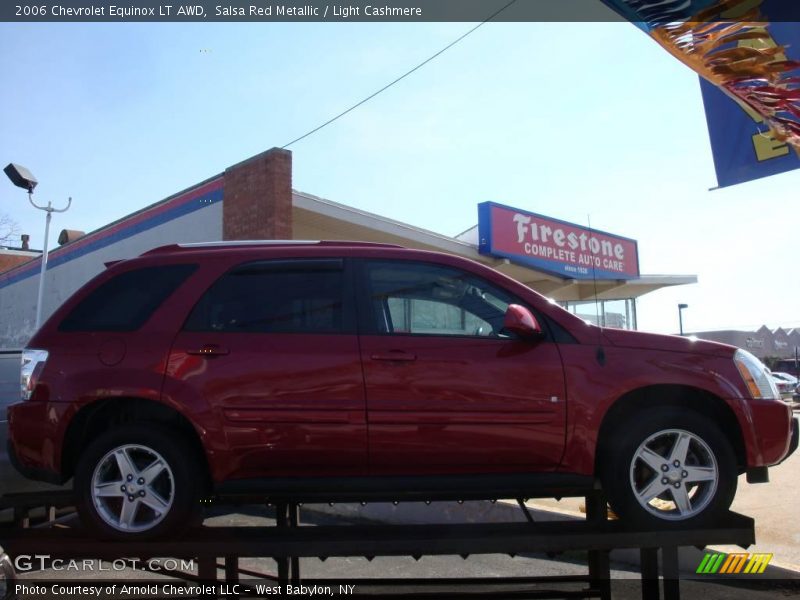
477, 202, 640, 280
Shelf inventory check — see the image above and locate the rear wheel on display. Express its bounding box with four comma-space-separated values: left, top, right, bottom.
602, 407, 737, 527
75, 424, 200, 540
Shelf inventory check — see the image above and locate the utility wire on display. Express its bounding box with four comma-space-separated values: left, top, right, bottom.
282, 0, 518, 149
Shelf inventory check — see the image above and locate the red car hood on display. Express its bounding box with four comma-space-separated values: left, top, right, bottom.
600, 328, 736, 358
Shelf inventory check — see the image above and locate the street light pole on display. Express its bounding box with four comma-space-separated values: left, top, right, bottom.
4, 163, 72, 331
29, 192, 72, 329
678, 303, 689, 336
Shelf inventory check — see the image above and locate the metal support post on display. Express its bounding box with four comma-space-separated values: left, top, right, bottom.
661, 546, 680, 600
274, 502, 290, 586
640, 548, 660, 600
289, 502, 301, 585
225, 555, 239, 584
197, 554, 218, 600
585, 492, 611, 600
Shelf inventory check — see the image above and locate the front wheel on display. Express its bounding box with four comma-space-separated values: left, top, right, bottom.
74, 425, 200, 540
601, 407, 737, 528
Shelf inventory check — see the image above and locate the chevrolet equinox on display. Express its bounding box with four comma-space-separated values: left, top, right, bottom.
8, 241, 798, 539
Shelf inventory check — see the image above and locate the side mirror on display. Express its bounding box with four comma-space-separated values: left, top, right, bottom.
503, 304, 543, 339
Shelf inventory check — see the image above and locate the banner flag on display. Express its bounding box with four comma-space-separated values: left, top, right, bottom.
700, 21, 800, 187
600, 0, 800, 188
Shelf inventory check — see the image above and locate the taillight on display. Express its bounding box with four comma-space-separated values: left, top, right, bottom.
20, 349, 48, 401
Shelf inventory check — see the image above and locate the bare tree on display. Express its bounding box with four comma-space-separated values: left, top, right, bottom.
0, 213, 20, 245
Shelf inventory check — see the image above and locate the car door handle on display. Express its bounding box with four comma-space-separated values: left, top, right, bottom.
187, 345, 230, 357
371, 351, 417, 362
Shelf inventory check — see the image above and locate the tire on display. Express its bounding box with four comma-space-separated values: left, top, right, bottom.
601, 407, 737, 528
74, 424, 201, 540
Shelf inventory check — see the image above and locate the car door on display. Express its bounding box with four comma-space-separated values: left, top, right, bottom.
357, 259, 567, 475
167, 258, 366, 479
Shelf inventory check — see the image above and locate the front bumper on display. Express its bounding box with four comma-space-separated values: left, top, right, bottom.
779, 417, 799, 465
753, 418, 800, 481
743, 398, 796, 466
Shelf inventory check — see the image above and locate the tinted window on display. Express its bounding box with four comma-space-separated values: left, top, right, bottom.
184, 259, 349, 334
59, 264, 196, 332
364, 261, 518, 338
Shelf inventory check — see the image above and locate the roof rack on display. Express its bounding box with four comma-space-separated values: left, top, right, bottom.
143, 240, 403, 255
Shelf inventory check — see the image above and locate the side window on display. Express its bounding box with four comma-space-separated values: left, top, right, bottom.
59, 264, 197, 332
364, 260, 518, 338
184, 259, 350, 334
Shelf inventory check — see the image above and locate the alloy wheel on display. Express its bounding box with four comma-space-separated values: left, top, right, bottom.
629, 428, 719, 521
91, 444, 175, 532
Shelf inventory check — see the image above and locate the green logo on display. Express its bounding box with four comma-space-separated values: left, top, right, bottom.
696, 552, 772, 574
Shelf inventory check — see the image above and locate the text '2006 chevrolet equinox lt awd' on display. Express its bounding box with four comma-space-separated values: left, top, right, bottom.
8, 241, 798, 539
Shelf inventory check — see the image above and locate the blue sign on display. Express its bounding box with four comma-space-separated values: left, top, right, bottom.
700, 22, 800, 188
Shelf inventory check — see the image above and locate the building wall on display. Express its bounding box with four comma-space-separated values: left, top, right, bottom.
692, 327, 800, 360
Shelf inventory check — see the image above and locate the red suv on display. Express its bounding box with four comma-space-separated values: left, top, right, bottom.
8, 241, 797, 539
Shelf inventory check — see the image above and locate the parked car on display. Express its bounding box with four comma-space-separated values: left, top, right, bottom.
772, 372, 798, 386
769, 371, 796, 399
0, 543, 14, 599
7, 241, 798, 540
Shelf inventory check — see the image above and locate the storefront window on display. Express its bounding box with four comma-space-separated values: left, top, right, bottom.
560, 298, 637, 330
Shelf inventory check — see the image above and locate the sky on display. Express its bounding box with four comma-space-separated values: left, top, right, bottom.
0, 20, 798, 335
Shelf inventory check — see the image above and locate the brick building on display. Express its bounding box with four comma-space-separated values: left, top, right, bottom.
0, 246, 38, 275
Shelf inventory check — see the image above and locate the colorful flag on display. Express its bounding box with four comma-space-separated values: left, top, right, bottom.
601, 0, 800, 186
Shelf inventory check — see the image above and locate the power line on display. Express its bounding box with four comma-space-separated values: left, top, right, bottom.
282, 0, 518, 149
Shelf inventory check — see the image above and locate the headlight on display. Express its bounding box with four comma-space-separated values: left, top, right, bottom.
734, 349, 780, 400
0, 549, 14, 599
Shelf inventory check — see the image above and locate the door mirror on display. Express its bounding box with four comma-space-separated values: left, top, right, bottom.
503, 304, 543, 339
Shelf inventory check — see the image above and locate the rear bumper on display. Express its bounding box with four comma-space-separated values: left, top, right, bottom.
6, 439, 63, 485
7, 400, 67, 485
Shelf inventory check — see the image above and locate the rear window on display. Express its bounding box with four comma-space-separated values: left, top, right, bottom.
183, 259, 349, 334
59, 264, 196, 332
